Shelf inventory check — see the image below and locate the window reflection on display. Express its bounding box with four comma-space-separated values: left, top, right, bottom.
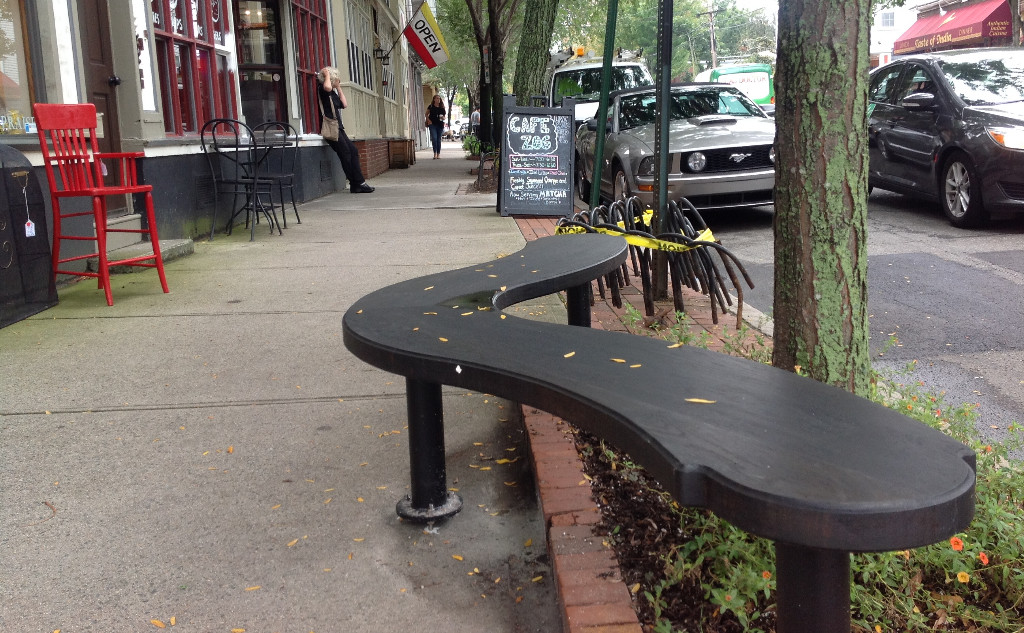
0, 1, 35, 135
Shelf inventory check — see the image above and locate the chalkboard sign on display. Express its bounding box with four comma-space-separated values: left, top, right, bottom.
499, 96, 575, 217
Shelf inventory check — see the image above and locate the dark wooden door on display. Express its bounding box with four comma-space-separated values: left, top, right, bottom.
79, 0, 121, 156
79, 0, 130, 213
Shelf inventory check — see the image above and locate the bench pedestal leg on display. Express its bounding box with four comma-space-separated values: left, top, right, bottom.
566, 283, 591, 327
775, 543, 850, 633
396, 378, 463, 522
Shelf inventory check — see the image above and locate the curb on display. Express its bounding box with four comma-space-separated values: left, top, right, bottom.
522, 407, 644, 633
515, 216, 644, 632
87, 238, 195, 274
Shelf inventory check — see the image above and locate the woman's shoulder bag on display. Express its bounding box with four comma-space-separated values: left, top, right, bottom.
318, 89, 340, 141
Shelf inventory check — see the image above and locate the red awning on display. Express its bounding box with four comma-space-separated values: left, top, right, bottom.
893, 0, 1012, 55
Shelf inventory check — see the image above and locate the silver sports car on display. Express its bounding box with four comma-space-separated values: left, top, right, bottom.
575, 83, 776, 210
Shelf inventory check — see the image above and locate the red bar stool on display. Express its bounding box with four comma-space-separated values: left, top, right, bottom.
33, 103, 169, 306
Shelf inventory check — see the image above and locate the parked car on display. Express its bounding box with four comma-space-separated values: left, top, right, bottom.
549, 48, 653, 124
575, 83, 776, 210
868, 48, 1024, 227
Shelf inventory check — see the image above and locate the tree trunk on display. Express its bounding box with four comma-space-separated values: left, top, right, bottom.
478, 62, 492, 145
772, 0, 872, 396
512, 0, 561, 106
1012, 0, 1022, 46
488, 0, 505, 143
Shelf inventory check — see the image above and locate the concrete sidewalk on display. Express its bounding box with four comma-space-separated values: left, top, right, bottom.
0, 141, 564, 633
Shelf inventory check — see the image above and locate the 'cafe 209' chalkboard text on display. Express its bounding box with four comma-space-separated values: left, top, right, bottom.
499, 96, 575, 217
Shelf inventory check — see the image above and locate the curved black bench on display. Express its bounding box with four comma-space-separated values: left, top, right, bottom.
343, 233, 975, 632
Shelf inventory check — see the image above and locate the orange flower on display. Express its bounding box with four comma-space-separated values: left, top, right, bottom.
957, 571, 970, 583
950, 536, 964, 551
985, 445, 993, 453
979, 552, 989, 565
762, 571, 771, 580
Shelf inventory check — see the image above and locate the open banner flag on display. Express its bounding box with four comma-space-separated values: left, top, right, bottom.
403, 2, 450, 68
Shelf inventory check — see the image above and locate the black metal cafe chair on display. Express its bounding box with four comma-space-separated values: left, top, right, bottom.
253, 121, 300, 228
200, 118, 280, 241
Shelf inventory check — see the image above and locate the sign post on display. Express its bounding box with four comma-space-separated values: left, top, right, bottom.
499, 95, 575, 217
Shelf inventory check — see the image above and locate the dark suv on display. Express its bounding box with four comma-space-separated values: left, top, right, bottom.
868, 48, 1024, 227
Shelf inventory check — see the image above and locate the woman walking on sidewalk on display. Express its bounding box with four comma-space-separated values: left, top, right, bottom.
426, 94, 446, 159
318, 67, 374, 193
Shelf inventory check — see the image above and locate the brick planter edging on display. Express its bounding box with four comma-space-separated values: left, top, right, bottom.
522, 407, 644, 633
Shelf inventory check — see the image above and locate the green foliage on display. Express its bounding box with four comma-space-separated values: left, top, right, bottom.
425, 0, 480, 109
848, 371, 1024, 631
462, 133, 482, 156
602, 319, 1024, 631
554, 0, 778, 81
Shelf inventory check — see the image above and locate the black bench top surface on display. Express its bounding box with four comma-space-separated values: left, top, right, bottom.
343, 234, 976, 552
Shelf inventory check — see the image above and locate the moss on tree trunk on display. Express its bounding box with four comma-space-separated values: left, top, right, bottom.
512, 0, 561, 106
772, 0, 872, 395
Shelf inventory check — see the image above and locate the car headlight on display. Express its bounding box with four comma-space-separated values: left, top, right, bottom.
686, 152, 707, 172
987, 127, 1024, 150
637, 156, 655, 176
769, 147, 776, 164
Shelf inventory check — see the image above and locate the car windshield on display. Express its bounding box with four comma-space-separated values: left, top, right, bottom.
939, 55, 1024, 106
554, 66, 651, 103
616, 87, 764, 130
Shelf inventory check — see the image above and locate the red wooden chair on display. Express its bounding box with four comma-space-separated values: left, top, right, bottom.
33, 103, 169, 306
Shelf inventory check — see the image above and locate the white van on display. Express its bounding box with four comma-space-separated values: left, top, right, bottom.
548, 49, 653, 123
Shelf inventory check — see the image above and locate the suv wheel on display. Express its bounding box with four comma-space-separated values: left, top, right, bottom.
941, 151, 987, 228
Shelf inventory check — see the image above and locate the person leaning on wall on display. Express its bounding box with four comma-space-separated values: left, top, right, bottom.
318, 67, 374, 194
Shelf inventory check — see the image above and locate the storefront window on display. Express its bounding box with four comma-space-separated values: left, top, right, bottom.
235, 0, 285, 126
152, 0, 235, 135
0, 0, 36, 136
346, 1, 373, 91
170, 0, 185, 35
134, 0, 157, 110
291, 0, 331, 134
174, 43, 195, 132
211, 0, 226, 45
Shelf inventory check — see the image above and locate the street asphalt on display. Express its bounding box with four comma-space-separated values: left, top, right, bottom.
0, 141, 565, 633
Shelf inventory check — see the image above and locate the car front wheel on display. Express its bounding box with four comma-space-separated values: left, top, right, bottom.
575, 155, 591, 203
613, 167, 630, 202
941, 151, 987, 228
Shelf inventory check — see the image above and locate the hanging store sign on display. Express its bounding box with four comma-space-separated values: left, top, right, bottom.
403, 2, 450, 68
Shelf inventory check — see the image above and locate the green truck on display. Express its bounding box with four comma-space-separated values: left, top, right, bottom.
694, 63, 775, 108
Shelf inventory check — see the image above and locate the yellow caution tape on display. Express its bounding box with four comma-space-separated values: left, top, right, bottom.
555, 224, 715, 254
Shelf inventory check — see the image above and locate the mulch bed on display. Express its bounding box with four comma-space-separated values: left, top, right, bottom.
466, 157, 499, 194
573, 428, 755, 633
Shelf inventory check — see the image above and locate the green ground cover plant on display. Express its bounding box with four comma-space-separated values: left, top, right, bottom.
594, 308, 1024, 632
462, 133, 483, 157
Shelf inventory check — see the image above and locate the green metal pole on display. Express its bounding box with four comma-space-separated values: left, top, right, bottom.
588, 0, 619, 211
655, 0, 673, 233
650, 0, 674, 299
